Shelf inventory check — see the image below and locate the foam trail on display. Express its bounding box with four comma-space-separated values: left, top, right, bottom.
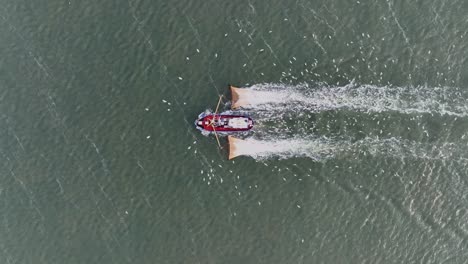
229, 136, 468, 161
236, 83, 468, 117
230, 136, 340, 160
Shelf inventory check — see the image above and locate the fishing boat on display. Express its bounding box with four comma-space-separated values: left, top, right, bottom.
195, 85, 254, 133
196, 113, 253, 132
195, 85, 254, 148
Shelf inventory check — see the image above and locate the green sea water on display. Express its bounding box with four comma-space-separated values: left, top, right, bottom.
2, 0, 468, 263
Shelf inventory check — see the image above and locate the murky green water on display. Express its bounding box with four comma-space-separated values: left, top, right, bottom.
1, 0, 468, 263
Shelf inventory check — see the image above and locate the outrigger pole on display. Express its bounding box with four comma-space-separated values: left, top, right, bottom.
210, 95, 224, 149
212, 125, 222, 149
214, 95, 223, 116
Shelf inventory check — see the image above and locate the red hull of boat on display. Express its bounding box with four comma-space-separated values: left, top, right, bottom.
196, 115, 254, 132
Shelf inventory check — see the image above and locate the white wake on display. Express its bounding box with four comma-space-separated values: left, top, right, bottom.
229, 136, 467, 161
235, 83, 468, 117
